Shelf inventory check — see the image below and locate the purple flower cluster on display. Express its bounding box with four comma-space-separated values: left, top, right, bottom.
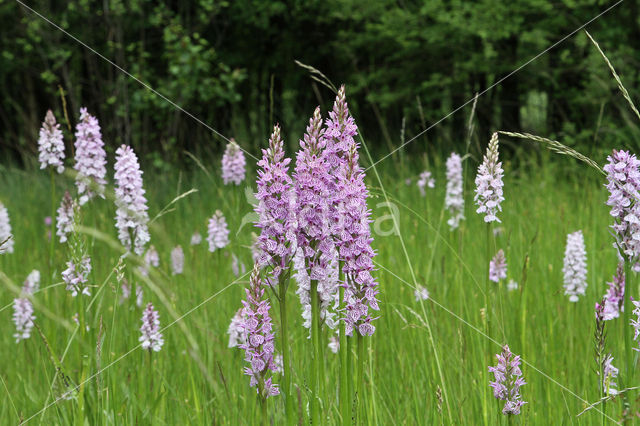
475, 133, 504, 223
598, 262, 625, 320
13, 298, 35, 343
335, 145, 379, 336
56, 191, 76, 243
488, 345, 527, 415
231, 253, 246, 277
114, 145, 150, 256
602, 354, 619, 395
324, 85, 358, 169
74, 108, 107, 205
191, 232, 202, 245
139, 302, 164, 352
255, 125, 296, 281
62, 255, 92, 297
240, 266, 279, 398
604, 150, 640, 264
417, 170, 435, 197
38, 110, 65, 173
0, 203, 14, 254
23, 270, 41, 295
221, 139, 246, 185
171, 245, 184, 275
328, 334, 340, 354
139, 245, 159, 277
145, 245, 160, 268
12, 270, 40, 343
414, 285, 430, 301
631, 299, 640, 351
445, 152, 465, 229
489, 249, 507, 283
562, 230, 587, 302
119, 279, 143, 307
294, 108, 338, 316
227, 308, 247, 348
207, 210, 230, 252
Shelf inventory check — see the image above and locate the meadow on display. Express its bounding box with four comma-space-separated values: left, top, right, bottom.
0, 131, 631, 424
0, 7, 637, 423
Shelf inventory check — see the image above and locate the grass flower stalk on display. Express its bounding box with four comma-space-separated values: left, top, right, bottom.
475, 133, 503, 423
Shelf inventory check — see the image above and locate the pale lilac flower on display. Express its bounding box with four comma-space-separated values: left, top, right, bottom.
13, 298, 35, 343
231, 253, 246, 277
0, 202, 14, 254
38, 109, 65, 173
600, 263, 625, 320
190, 232, 202, 245
417, 170, 435, 197
405, 178, 412, 186
493, 227, 504, 237
45, 218, 52, 241
56, 191, 76, 243
445, 152, 465, 229
62, 255, 91, 297
228, 308, 247, 348
120, 280, 143, 307
475, 133, 504, 223
562, 230, 588, 302
222, 139, 246, 185
74, 108, 107, 205
171, 245, 184, 275
328, 335, 340, 354
207, 210, 230, 252
602, 354, 618, 395
145, 245, 160, 267
139, 245, 159, 277
507, 279, 518, 291
114, 145, 150, 255
488, 344, 527, 415
254, 125, 296, 282
136, 286, 144, 308
414, 285, 430, 301
631, 300, 640, 351
139, 303, 164, 352
604, 150, 640, 264
273, 354, 284, 374
489, 249, 507, 283
239, 265, 280, 398
23, 270, 40, 295
120, 280, 131, 304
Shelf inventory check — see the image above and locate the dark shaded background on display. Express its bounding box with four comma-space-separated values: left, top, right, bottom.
1, 0, 638, 170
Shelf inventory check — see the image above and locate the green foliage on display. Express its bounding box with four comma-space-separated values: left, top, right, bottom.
1, 0, 639, 167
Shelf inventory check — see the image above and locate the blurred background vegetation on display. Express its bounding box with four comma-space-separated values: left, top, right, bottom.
1, 0, 638, 170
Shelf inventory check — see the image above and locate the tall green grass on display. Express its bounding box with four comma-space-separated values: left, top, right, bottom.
0, 150, 628, 424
